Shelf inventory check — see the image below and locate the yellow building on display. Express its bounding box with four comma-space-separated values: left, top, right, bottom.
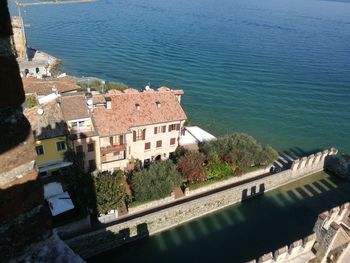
24, 100, 72, 177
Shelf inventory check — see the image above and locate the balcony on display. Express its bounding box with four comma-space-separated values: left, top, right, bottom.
70, 126, 94, 134
100, 144, 126, 156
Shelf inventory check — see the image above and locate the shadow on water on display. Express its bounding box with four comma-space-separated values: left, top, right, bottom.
88, 172, 350, 263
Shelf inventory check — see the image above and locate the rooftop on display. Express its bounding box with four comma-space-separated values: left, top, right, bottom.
24, 101, 67, 140
60, 95, 90, 121
22, 76, 80, 96
92, 89, 187, 136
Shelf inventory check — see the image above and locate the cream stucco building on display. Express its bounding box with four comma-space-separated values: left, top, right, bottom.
91, 87, 187, 172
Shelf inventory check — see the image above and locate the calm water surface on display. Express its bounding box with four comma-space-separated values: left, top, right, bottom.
88, 172, 350, 263
10, 0, 350, 153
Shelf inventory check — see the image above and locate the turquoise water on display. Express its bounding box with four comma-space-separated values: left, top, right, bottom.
88, 172, 350, 262
10, 0, 350, 152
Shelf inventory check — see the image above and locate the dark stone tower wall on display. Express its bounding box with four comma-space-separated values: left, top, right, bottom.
0, 1, 52, 261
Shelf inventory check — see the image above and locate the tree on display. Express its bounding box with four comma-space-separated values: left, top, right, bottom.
131, 160, 182, 202
177, 152, 207, 184
200, 133, 278, 173
94, 170, 127, 215
63, 148, 96, 217
169, 146, 188, 164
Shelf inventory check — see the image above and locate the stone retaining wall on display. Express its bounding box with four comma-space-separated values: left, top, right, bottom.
186, 166, 271, 196
66, 148, 337, 259
55, 215, 91, 239
127, 194, 175, 214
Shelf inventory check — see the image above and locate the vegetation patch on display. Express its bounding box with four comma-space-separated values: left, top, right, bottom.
77, 79, 129, 93
131, 160, 182, 202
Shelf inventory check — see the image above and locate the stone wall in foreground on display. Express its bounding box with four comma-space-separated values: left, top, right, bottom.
251, 202, 350, 263
66, 148, 337, 259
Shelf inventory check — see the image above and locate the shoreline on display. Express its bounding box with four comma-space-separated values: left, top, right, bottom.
64, 148, 336, 259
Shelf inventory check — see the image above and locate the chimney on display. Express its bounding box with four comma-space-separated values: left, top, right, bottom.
105, 96, 112, 109
135, 103, 140, 110
52, 84, 58, 95
156, 101, 161, 108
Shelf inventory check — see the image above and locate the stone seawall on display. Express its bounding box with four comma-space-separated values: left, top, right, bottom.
251, 202, 350, 263
66, 148, 337, 259
187, 166, 271, 196
128, 195, 176, 215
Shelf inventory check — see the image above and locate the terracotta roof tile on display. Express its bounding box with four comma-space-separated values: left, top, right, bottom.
92, 94, 105, 105
107, 89, 123, 95
24, 101, 67, 140
22, 76, 80, 96
123, 88, 139, 94
92, 90, 187, 136
60, 95, 89, 121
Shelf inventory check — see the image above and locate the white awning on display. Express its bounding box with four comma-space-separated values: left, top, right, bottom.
180, 126, 216, 146
47, 192, 75, 216
44, 182, 64, 199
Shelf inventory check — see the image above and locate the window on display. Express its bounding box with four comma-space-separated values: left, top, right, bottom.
112, 151, 125, 160
36, 145, 44, 156
71, 121, 86, 131
133, 129, 146, 141
79, 121, 86, 128
88, 143, 95, 152
168, 124, 180, 132
56, 141, 66, 151
156, 140, 162, 148
119, 135, 124, 145
155, 126, 165, 134
170, 138, 176, 146
88, 160, 96, 172
76, 145, 83, 153
145, 142, 151, 150
107, 135, 123, 146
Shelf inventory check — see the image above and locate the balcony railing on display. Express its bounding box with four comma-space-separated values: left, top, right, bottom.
100, 144, 126, 155
70, 126, 94, 134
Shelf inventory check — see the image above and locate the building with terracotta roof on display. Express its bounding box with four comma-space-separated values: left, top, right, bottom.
22, 76, 80, 97
24, 101, 71, 177
60, 94, 100, 172
92, 88, 187, 171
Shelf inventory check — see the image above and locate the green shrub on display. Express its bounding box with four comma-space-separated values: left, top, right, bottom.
206, 156, 236, 180
94, 170, 127, 215
131, 160, 182, 202
25, 94, 37, 108
105, 81, 128, 92
200, 133, 278, 172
